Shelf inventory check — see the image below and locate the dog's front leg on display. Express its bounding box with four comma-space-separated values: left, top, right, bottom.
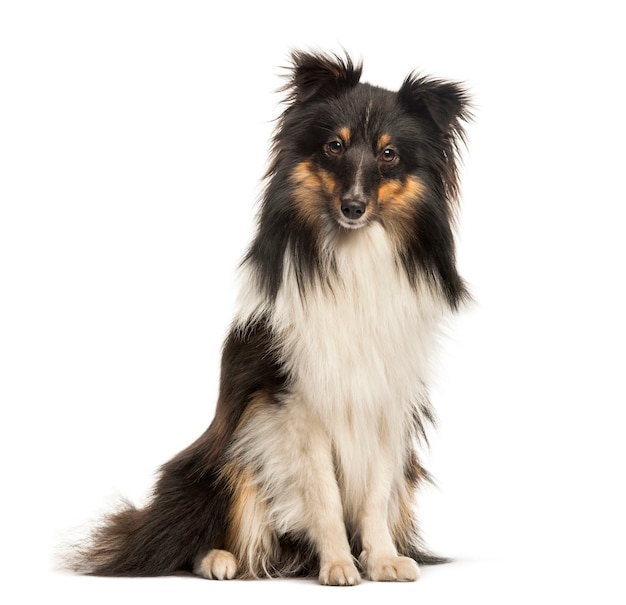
292, 423, 360, 586
358, 455, 420, 582
232, 396, 360, 585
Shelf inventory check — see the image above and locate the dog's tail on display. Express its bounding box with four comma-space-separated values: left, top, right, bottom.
67, 441, 229, 576
411, 549, 451, 566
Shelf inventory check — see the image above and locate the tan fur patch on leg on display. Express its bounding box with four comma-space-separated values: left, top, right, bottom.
223, 464, 276, 578
390, 481, 419, 552
227, 390, 359, 582
194, 549, 237, 580
221, 391, 278, 578
389, 452, 425, 559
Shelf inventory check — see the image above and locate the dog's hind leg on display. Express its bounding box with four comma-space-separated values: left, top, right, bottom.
194, 549, 237, 580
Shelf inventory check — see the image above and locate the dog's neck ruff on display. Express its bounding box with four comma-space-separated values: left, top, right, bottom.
236, 224, 446, 408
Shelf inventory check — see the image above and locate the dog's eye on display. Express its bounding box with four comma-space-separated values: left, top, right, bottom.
326, 140, 344, 155
380, 148, 399, 163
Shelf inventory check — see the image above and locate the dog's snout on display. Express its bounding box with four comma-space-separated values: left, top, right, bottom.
341, 199, 367, 220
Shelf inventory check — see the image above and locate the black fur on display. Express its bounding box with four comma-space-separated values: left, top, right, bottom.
68, 50, 470, 580
248, 51, 470, 305
74, 319, 287, 576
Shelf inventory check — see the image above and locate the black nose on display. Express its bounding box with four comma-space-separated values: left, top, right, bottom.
341, 199, 367, 220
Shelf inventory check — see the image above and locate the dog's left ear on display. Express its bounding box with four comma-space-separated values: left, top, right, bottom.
399, 74, 471, 133
286, 51, 362, 104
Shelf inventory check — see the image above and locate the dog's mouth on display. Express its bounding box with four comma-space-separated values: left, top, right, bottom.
337, 216, 369, 230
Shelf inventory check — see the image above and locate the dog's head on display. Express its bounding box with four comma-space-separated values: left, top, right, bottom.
250, 51, 471, 305
271, 51, 470, 235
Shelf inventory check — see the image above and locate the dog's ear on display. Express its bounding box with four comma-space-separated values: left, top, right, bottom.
399, 74, 471, 133
285, 51, 362, 104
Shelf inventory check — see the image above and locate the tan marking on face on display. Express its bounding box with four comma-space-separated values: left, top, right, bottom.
378, 175, 426, 210
292, 160, 338, 193
291, 160, 315, 187
339, 127, 351, 145
377, 133, 392, 150
377, 175, 427, 243
291, 160, 339, 225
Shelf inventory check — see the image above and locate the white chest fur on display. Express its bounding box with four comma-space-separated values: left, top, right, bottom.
274, 225, 443, 415
235, 225, 447, 518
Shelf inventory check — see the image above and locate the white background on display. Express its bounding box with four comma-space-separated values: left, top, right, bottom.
2, 1, 625, 603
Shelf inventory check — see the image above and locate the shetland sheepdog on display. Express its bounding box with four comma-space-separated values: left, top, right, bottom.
70, 51, 471, 585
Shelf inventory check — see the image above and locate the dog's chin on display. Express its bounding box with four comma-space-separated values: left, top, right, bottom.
336, 217, 370, 231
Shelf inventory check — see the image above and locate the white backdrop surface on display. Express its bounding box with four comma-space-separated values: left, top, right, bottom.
1, 1, 625, 603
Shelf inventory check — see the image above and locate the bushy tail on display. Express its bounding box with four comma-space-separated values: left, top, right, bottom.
69, 502, 196, 576
67, 443, 229, 576
65, 429, 449, 576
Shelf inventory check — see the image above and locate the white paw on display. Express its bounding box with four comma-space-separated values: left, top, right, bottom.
194, 549, 238, 580
367, 555, 420, 582
319, 559, 361, 586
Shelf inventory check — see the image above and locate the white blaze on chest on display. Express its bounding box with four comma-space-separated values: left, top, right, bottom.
275, 227, 444, 498
234, 225, 447, 516
274, 225, 443, 414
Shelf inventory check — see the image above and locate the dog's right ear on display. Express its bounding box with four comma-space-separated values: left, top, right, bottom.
284, 50, 362, 104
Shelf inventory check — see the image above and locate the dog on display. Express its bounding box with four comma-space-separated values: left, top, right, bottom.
70, 50, 471, 585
